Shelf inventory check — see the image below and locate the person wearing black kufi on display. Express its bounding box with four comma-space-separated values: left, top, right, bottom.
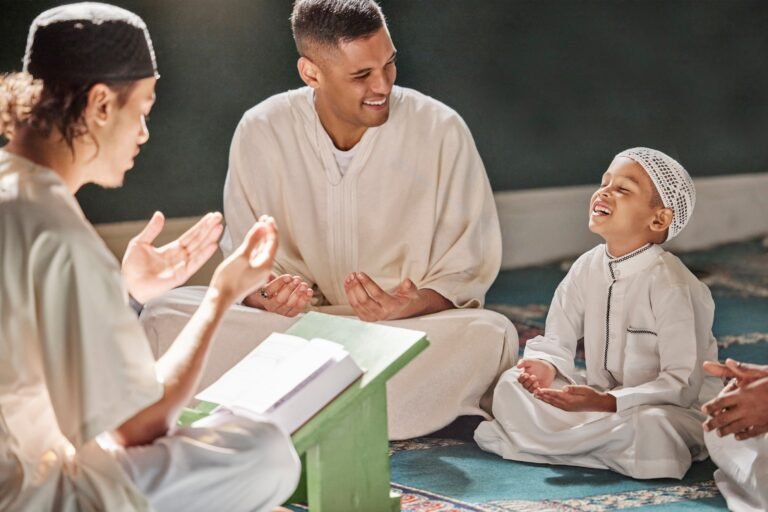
0, 3, 299, 511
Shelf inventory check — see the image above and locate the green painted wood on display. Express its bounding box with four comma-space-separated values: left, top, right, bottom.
288, 312, 428, 453
289, 453, 309, 504
286, 313, 427, 510
287, 312, 428, 388
302, 386, 397, 511
178, 312, 428, 510
177, 400, 218, 427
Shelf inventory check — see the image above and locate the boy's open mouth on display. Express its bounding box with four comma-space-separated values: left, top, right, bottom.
591, 201, 612, 216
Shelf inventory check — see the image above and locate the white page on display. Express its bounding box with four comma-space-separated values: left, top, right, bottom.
197, 332, 309, 408
266, 338, 352, 412
196, 332, 339, 413
268, 338, 364, 432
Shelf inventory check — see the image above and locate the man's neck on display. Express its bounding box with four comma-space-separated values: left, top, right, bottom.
313, 96, 366, 151
5, 127, 86, 193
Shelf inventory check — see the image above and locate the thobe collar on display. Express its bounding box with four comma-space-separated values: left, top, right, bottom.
301, 87, 400, 185
602, 243, 663, 281
0, 149, 85, 220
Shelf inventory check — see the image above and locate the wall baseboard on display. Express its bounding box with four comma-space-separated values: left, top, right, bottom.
95, 172, 768, 282
496, 172, 768, 268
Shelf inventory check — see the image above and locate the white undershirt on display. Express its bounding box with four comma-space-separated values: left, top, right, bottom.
312, 89, 360, 177
331, 144, 358, 176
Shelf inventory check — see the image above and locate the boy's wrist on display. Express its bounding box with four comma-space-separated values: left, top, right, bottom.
601, 392, 617, 412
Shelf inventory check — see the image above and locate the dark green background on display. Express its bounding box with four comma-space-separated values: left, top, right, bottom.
2, 0, 767, 223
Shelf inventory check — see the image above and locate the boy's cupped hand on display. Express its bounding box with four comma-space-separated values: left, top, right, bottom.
517, 358, 556, 393
535, 385, 617, 413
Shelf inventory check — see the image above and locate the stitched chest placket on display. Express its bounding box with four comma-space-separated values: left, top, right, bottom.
604, 267, 619, 385
603, 244, 652, 385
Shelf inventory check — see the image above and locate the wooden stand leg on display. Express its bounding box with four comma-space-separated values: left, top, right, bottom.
303, 386, 399, 512
288, 453, 308, 504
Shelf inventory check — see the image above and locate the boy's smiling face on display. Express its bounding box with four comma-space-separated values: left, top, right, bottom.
589, 156, 672, 254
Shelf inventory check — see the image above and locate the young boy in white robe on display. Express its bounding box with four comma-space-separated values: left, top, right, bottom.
475, 147, 722, 479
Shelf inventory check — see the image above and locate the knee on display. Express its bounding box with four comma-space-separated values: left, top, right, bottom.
474, 309, 519, 340
140, 287, 208, 354
632, 407, 677, 434
472, 309, 520, 363
237, 420, 301, 507
630, 406, 699, 454
251, 421, 300, 471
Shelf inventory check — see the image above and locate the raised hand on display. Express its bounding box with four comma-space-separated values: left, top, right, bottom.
243, 274, 313, 317
209, 216, 278, 305
122, 211, 223, 303
535, 385, 617, 413
517, 358, 557, 393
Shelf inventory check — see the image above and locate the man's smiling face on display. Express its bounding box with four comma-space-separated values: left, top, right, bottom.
310, 27, 397, 148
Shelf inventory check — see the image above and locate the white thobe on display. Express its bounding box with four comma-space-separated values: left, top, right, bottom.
141, 85, 518, 439
705, 427, 768, 511
475, 243, 722, 479
0, 150, 299, 511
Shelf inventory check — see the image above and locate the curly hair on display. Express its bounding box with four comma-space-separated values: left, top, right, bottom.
1, 72, 136, 149
0, 73, 41, 142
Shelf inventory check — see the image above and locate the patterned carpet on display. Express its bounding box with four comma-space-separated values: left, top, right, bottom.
384, 237, 768, 511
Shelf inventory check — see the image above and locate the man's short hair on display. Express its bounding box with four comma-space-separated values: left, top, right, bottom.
291, 0, 385, 58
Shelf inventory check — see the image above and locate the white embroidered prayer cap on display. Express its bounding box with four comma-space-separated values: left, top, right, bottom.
616, 147, 695, 241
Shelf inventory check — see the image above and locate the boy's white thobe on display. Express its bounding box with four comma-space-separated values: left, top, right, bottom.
141, 85, 518, 440
475, 243, 722, 479
0, 150, 299, 511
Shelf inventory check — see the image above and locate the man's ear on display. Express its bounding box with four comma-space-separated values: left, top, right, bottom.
83, 83, 115, 127
297, 57, 321, 89
650, 207, 673, 235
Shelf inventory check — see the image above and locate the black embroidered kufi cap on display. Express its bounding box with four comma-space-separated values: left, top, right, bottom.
23, 2, 159, 83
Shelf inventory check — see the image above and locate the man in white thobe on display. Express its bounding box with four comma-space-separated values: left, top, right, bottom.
475, 148, 722, 479
1, 4, 299, 510
140, 0, 518, 440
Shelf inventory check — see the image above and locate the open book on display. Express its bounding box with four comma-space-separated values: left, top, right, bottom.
196, 332, 364, 433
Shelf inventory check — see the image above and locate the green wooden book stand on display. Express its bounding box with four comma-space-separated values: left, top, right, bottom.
178, 311, 429, 511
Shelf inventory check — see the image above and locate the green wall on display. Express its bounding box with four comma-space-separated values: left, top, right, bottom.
2, 0, 767, 223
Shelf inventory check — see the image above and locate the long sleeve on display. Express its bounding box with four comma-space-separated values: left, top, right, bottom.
221, 118, 258, 259
33, 228, 162, 447
417, 114, 502, 308
221, 116, 292, 278
523, 255, 588, 383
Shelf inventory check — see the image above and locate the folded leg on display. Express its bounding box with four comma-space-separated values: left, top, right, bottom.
476, 368, 706, 479
114, 410, 300, 512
